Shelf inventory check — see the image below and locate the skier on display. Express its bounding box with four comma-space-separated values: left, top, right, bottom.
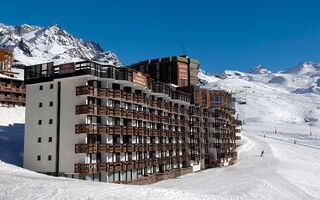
260, 150, 264, 157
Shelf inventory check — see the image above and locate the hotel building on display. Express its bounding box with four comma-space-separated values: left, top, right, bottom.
23, 56, 241, 184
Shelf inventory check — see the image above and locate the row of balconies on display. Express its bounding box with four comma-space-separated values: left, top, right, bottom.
75, 155, 195, 174
76, 105, 221, 128
75, 143, 195, 153
0, 95, 26, 103
76, 86, 221, 118
75, 124, 218, 138
0, 85, 26, 94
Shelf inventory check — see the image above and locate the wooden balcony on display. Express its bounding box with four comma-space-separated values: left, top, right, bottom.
0, 95, 25, 103
75, 155, 192, 174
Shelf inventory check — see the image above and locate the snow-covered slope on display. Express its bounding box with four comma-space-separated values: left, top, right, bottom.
0, 23, 122, 66
0, 107, 25, 166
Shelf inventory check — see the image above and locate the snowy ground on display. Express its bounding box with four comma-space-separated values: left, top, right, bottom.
0, 123, 319, 200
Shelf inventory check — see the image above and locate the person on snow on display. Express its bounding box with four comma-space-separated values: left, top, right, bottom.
260, 150, 264, 157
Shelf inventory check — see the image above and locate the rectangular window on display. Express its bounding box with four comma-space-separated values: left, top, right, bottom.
37, 137, 41, 143
50, 84, 54, 89
37, 155, 41, 161
195, 92, 199, 103
48, 155, 52, 161
49, 119, 53, 124
49, 101, 53, 107
210, 96, 214, 106
38, 120, 42, 125
215, 96, 219, 105
48, 137, 52, 142
39, 102, 42, 108
202, 94, 206, 105
39, 85, 43, 90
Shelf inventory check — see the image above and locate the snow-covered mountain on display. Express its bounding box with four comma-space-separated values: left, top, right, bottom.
200, 61, 320, 95
0, 23, 122, 66
247, 64, 271, 74
199, 62, 320, 127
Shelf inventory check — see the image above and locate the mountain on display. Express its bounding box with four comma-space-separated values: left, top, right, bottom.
200, 61, 320, 95
247, 64, 271, 74
0, 23, 122, 66
198, 62, 320, 126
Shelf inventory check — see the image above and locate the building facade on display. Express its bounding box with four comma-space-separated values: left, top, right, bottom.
23, 57, 241, 184
0, 49, 25, 107
0, 48, 14, 72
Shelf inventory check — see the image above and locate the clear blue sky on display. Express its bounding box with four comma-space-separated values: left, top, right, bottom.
1, 0, 320, 73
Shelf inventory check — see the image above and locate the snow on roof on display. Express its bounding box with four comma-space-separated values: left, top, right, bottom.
0, 68, 24, 81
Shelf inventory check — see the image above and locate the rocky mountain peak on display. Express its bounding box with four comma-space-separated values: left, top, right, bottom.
0, 23, 123, 66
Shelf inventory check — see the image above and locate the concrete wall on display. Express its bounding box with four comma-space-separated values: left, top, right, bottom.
24, 82, 58, 172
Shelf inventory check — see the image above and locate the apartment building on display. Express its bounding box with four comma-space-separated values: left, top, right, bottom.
23, 57, 241, 184
0, 49, 25, 107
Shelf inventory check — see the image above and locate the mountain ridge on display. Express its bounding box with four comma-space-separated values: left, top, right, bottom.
0, 23, 122, 66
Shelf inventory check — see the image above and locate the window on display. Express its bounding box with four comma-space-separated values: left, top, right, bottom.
38, 120, 42, 125
215, 96, 219, 105
37, 155, 41, 161
195, 92, 199, 103
39, 85, 43, 90
48, 155, 52, 161
37, 137, 41, 143
39, 102, 43, 108
202, 93, 206, 105
210, 96, 214, 106
48, 137, 52, 142
50, 84, 54, 89
49, 119, 53, 124
49, 101, 53, 107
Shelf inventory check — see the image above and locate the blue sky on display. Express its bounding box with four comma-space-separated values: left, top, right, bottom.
1, 0, 320, 73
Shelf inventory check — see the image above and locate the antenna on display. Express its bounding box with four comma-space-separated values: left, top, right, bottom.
182, 45, 186, 55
